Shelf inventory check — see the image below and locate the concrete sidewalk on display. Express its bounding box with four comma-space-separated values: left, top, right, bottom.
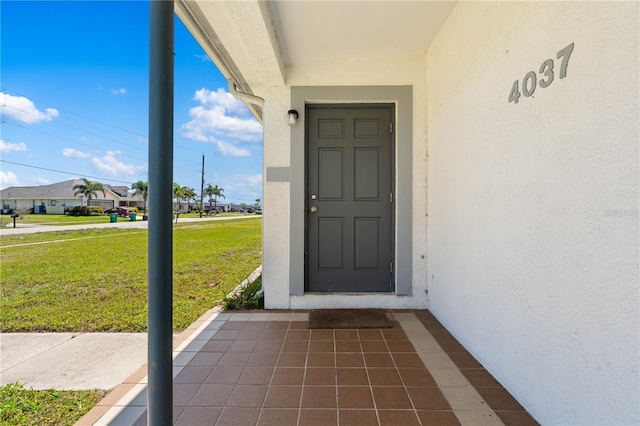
0, 333, 148, 390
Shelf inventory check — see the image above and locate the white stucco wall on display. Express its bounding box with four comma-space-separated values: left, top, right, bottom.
261, 53, 430, 309
426, 2, 639, 425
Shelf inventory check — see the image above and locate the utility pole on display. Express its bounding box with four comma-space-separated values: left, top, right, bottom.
200, 154, 204, 218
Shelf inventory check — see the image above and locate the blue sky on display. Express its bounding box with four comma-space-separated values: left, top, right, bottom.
0, 1, 263, 205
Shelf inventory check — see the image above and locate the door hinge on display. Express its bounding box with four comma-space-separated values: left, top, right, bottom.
389, 123, 393, 133
390, 262, 393, 273
390, 192, 393, 203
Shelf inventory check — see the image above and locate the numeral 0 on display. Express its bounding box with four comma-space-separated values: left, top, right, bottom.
509, 42, 574, 104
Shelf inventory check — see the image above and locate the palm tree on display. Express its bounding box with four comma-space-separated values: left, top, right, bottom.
131, 180, 149, 216
211, 184, 225, 213
183, 187, 197, 211
73, 178, 105, 205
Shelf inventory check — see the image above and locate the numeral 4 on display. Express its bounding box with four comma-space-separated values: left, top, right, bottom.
509, 80, 521, 104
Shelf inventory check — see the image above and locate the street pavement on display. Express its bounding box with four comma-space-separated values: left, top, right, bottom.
0, 215, 260, 390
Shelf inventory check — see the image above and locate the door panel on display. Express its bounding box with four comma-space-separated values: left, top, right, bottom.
306, 105, 394, 292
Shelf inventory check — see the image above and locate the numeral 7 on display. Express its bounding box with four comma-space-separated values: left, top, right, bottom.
557, 42, 574, 79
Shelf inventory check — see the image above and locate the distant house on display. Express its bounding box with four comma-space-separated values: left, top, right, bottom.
0, 179, 145, 214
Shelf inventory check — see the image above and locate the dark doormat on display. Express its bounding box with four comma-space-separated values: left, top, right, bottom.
308, 309, 392, 329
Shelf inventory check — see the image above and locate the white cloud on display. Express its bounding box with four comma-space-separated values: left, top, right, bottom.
62, 148, 91, 158
221, 174, 263, 199
91, 151, 138, 177
195, 54, 211, 62
0, 171, 20, 189
0, 140, 28, 153
32, 177, 50, 185
0, 93, 59, 124
179, 88, 262, 157
215, 140, 250, 157
110, 88, 127, 95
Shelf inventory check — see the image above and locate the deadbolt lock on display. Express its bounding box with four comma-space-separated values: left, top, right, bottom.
311, 194, 317, 200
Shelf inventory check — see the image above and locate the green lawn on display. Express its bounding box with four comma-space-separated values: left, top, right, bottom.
0, 218, 262, 332
0, 383, 106, 426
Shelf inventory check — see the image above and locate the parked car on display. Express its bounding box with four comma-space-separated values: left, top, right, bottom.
104, 207, 131, 217
255, 209, 262, 215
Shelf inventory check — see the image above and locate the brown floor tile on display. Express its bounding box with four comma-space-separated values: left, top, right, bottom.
429, 328, 455, 340
228, 340, 258, 352
201, 340, 232, 352
243, 321, 268, 330
358, 329, 384, 340
289, 321, 308, 329
364, 352, 395, 367
392, 352, 425, 368
217, 352, 250, 367
310, 329, 334, 340
257, 408, 299, 426
266, 321, 290, 329
460, 368, 502, 387
263, 386, 302, 408
406, 387, 451, 410
386, 340, 416, 353
371, 387, 413, 409
282, 340, 310, 352
309, 340, 334, 352
189, 384, 234, 407
336, 353, 365, 368
335, 330, 359, 340
237, 329, 265, 340
247, 352, 279, 367
436, 339, 467, 353
495, 410, 540, 426
286, 329, 311, 340
238, 367, 274, 385
221, 321, 245, 330
188, 352, 223, 367
336, 340, 361, 352
174, 407, 222, 426
277, 352, 307, 368
378, 409, 421, 426
367, 368, 403, 386
253, 339, 283, 353
338, 409, 378, 425
307, 352, 335, 368
299, 409, 338, 426
398, 368, 437, 386
416, 410, 461, 426
360, 340, 388, 352
133, 407, 185, 425
226, 384, 268, 407
205, 366, 243, 384
173, 383, 201, 406
304, 368, 337, 385
337, 368, 369, 386
174, 366, 213, 384
216, 407, 260, 425
449, 353, 483, 369
337, 386, 374, 409
212, 330, 240, 340
271, 368, 305, 385
381, 329, 408, 341
301, 386, 337, 408
260, 329, 287, 341
475, 387, 525, 411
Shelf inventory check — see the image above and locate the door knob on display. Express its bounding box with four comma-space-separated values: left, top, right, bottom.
310, 206, 318, 213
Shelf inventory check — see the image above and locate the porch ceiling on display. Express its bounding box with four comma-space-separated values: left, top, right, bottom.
176, 0, 456, 96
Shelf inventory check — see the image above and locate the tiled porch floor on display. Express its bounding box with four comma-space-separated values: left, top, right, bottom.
78, 310, 538, 426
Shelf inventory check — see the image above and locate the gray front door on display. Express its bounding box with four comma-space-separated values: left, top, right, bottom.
306, 105, 394, 292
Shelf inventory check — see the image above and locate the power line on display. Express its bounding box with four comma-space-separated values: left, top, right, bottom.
0, 160, 134, 185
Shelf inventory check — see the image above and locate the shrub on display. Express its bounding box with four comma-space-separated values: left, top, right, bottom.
67, 206, 104, 216
223, 276, 264, 310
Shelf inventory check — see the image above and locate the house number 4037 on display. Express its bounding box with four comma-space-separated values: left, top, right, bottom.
509, 42, 574, 104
